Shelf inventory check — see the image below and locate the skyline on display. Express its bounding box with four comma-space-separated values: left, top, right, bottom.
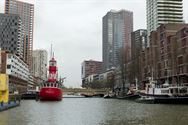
0, 0, 188, 88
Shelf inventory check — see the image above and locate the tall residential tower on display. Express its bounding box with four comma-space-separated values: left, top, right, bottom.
102, 10, 133, 71
5, 0, 34, 70
146, 0, 183, 40
0, 14, 25, 59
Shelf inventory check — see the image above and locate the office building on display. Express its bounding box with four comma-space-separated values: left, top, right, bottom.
102, 9, 133, 71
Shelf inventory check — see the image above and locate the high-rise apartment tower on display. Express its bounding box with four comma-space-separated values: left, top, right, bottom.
0, 14, 25, 59
5, 0, 34, 70
32, 50, 48, 81
146, 0, 183, 42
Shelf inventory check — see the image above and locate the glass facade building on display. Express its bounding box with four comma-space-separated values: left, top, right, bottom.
102, 10, 133, 71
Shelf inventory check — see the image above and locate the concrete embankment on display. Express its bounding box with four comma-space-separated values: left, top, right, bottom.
0, 101, 20, 112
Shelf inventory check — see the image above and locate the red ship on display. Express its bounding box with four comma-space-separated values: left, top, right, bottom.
39, 52, 63, 101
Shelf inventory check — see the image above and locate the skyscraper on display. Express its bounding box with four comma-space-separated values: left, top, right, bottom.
32, 50, 48, 81
102, 9, 133, 71
146, 0, 183, 39
5, 0, 34, 70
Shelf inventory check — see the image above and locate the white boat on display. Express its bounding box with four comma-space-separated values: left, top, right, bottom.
138, 77, 188, 104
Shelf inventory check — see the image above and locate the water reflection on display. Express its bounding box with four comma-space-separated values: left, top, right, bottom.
0, 98, 188, 125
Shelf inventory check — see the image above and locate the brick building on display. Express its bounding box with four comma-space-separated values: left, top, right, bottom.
81, 60, 103, 79
140, 23, 188, 86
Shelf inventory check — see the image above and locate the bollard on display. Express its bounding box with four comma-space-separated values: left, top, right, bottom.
35, 95, 38, 101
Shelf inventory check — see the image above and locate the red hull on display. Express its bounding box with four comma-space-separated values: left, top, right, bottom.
39, 87, 63, 101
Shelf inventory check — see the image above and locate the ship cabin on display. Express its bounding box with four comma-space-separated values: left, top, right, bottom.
145, 82, 188, 96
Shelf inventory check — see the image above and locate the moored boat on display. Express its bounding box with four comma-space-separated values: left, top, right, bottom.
39, 85, 62, 101
80, 93, 93, 98
21, 90, 39, 100
117, 93, 140, 100
138, 77, 188, 104
39, 48, 63, 101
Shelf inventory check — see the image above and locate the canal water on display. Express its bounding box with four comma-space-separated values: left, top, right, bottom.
0, 98, 188, 125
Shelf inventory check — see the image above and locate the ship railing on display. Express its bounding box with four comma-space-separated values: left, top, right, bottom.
40, 82, 62, 88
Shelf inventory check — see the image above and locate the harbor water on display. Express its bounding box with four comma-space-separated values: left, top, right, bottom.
0, 98, 188, 125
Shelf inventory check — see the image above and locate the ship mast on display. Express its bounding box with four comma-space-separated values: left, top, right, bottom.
50, 44, 53, 59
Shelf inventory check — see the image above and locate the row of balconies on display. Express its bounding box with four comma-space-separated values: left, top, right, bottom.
6, 61, 29, 76
7, 69, 29, 81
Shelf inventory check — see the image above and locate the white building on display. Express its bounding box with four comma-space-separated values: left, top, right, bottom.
146, 0, 183, 41
0, 51, 30, 93
6, 53, 29, 81
32, 50, 47, 81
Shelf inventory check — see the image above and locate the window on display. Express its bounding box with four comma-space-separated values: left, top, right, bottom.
161, 90, 169, 94
160, 33, 164, 41
160, 40, 164, 47
181, 38, 186, 47
178, 66, 183, 74
7, 65, 11, 69
167, 36, 171, 45
165, 60, 168, 68
178, 56, 183, 65
161, 55, 164, 60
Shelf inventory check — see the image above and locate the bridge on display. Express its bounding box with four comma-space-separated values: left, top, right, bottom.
62, 88, 110, 95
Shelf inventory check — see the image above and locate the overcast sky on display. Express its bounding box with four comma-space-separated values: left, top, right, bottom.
0, 0, 188, 88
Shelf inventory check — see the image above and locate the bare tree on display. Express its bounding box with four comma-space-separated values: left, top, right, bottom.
118, 47, 128, 96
